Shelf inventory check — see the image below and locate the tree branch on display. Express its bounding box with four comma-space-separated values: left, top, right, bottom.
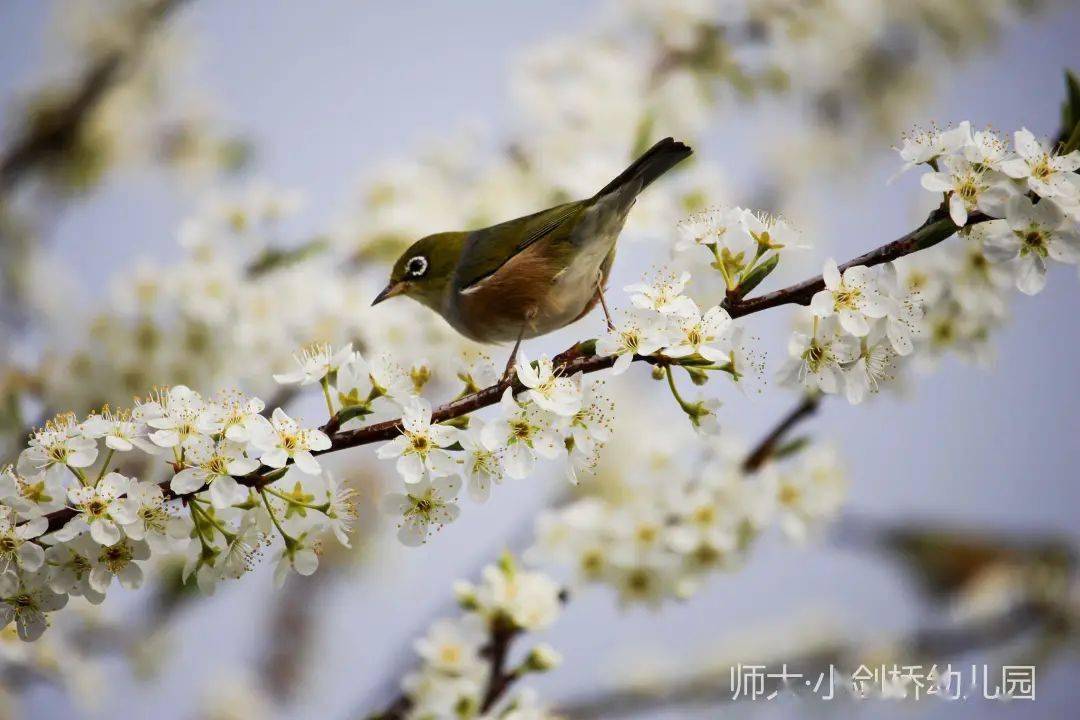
0, 0, 191, 194
32, 201, 977, 535
367, 393, 818, 719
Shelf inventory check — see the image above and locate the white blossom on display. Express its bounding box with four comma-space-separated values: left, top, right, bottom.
999, 128, 1080, 200
919, 154, 1013, 226
594, 312, 667, 374
458, 423, 504, 503
273, 342, 357, 386
375, 398, 458, 484
55, 472, 137, 546
810, 260, 890, 337
481, 390, 563, 480
982, 195, 1080, 295
250, 408, 331, 474
0, 572, 68, 641
515, 352, 582, 416
382, 476, 462, 546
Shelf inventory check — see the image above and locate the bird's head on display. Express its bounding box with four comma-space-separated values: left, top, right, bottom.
372, 232, 468, 311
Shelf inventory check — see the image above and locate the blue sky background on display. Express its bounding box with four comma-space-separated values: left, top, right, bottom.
2, 1, 1079, 718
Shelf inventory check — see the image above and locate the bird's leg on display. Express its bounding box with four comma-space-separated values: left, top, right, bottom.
502, 314, 531, 384
596, 269, 615, 331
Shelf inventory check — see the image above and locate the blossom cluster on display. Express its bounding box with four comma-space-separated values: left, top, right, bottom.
0, 386, 356, 640
529, 439, 845, 608
907, 123, 1080, 293
594, 267, 766, 429
776, 123, 1080, 404
398, 555, 563, 719
365, 353, 613, 545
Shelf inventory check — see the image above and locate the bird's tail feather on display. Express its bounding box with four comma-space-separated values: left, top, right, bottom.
593, 137, 693, 199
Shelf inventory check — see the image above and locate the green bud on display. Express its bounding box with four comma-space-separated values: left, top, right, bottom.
685, 366, 710, 386
522, 643, 563, 673
497, 551, 517, 577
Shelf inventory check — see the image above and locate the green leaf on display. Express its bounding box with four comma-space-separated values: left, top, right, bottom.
1060, 69, 1080, 152
245, 237, 330, 278
737, 253, 780, 297
334, 404, 373, 425
773, 436, 811, 460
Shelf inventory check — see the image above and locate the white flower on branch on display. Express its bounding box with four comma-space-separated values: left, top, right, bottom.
203, 391, 266, 445
0, 571, 68, 641
982, 195, 1080, 295
625, 269, 696, 317
675, 207, 751, 253
17, 414, 98, 482
382, 476, 461, 546
45, 533, 105, 604
0, 508, 46, 574
272, 341, 357, 386
455, 559, 561, 631
54, 472, 136, 546
559, 382, 613, 485
810, 260, 890, 337
895, 122, 972, 175
170, 437, 259, 508
80, 406, 155, 453
515, 351, 583, 417
458, 423, 504, 503
414, 615, 487, 678
376, 398, 458, 484
594, 312, 668, 375
661, 301, 733, 362
481, 390, 563, 480
999, 128, 1080, 200
146, 385, 207, 451
919, 155, 1013, 226
250, 408, 331, 474
778, 316, 859, 395
878, 262, 926, 356
119, 479, 178, 548
273, 531, 321, 587
88, 536, 150, 593
843, 329, 897, 405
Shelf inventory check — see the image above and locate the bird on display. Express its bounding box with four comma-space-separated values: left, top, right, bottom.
372, 137, 693, 376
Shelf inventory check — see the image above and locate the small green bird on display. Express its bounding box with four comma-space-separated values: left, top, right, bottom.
372, 137, 692, 371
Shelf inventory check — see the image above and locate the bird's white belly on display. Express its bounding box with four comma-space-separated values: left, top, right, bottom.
530, 226, 618, 335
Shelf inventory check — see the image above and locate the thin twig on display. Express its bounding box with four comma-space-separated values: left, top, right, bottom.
742, 394, 820, 472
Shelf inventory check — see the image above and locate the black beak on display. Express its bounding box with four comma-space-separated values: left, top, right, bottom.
372, 282, 402, 306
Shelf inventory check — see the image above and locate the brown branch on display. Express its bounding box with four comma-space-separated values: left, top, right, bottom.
32, 202, 975, 536
479, 618, 521, 713
724, 207, 989, 318
0, 0, 190, 194
741, 394, 820, 472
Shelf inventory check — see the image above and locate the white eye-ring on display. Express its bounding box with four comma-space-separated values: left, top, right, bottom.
406, 255, 428, 277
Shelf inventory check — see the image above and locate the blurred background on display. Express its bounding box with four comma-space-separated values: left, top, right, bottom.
1, 1, 1078, 718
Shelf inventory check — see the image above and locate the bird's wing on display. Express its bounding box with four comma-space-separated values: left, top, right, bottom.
454, 201, 586, 292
